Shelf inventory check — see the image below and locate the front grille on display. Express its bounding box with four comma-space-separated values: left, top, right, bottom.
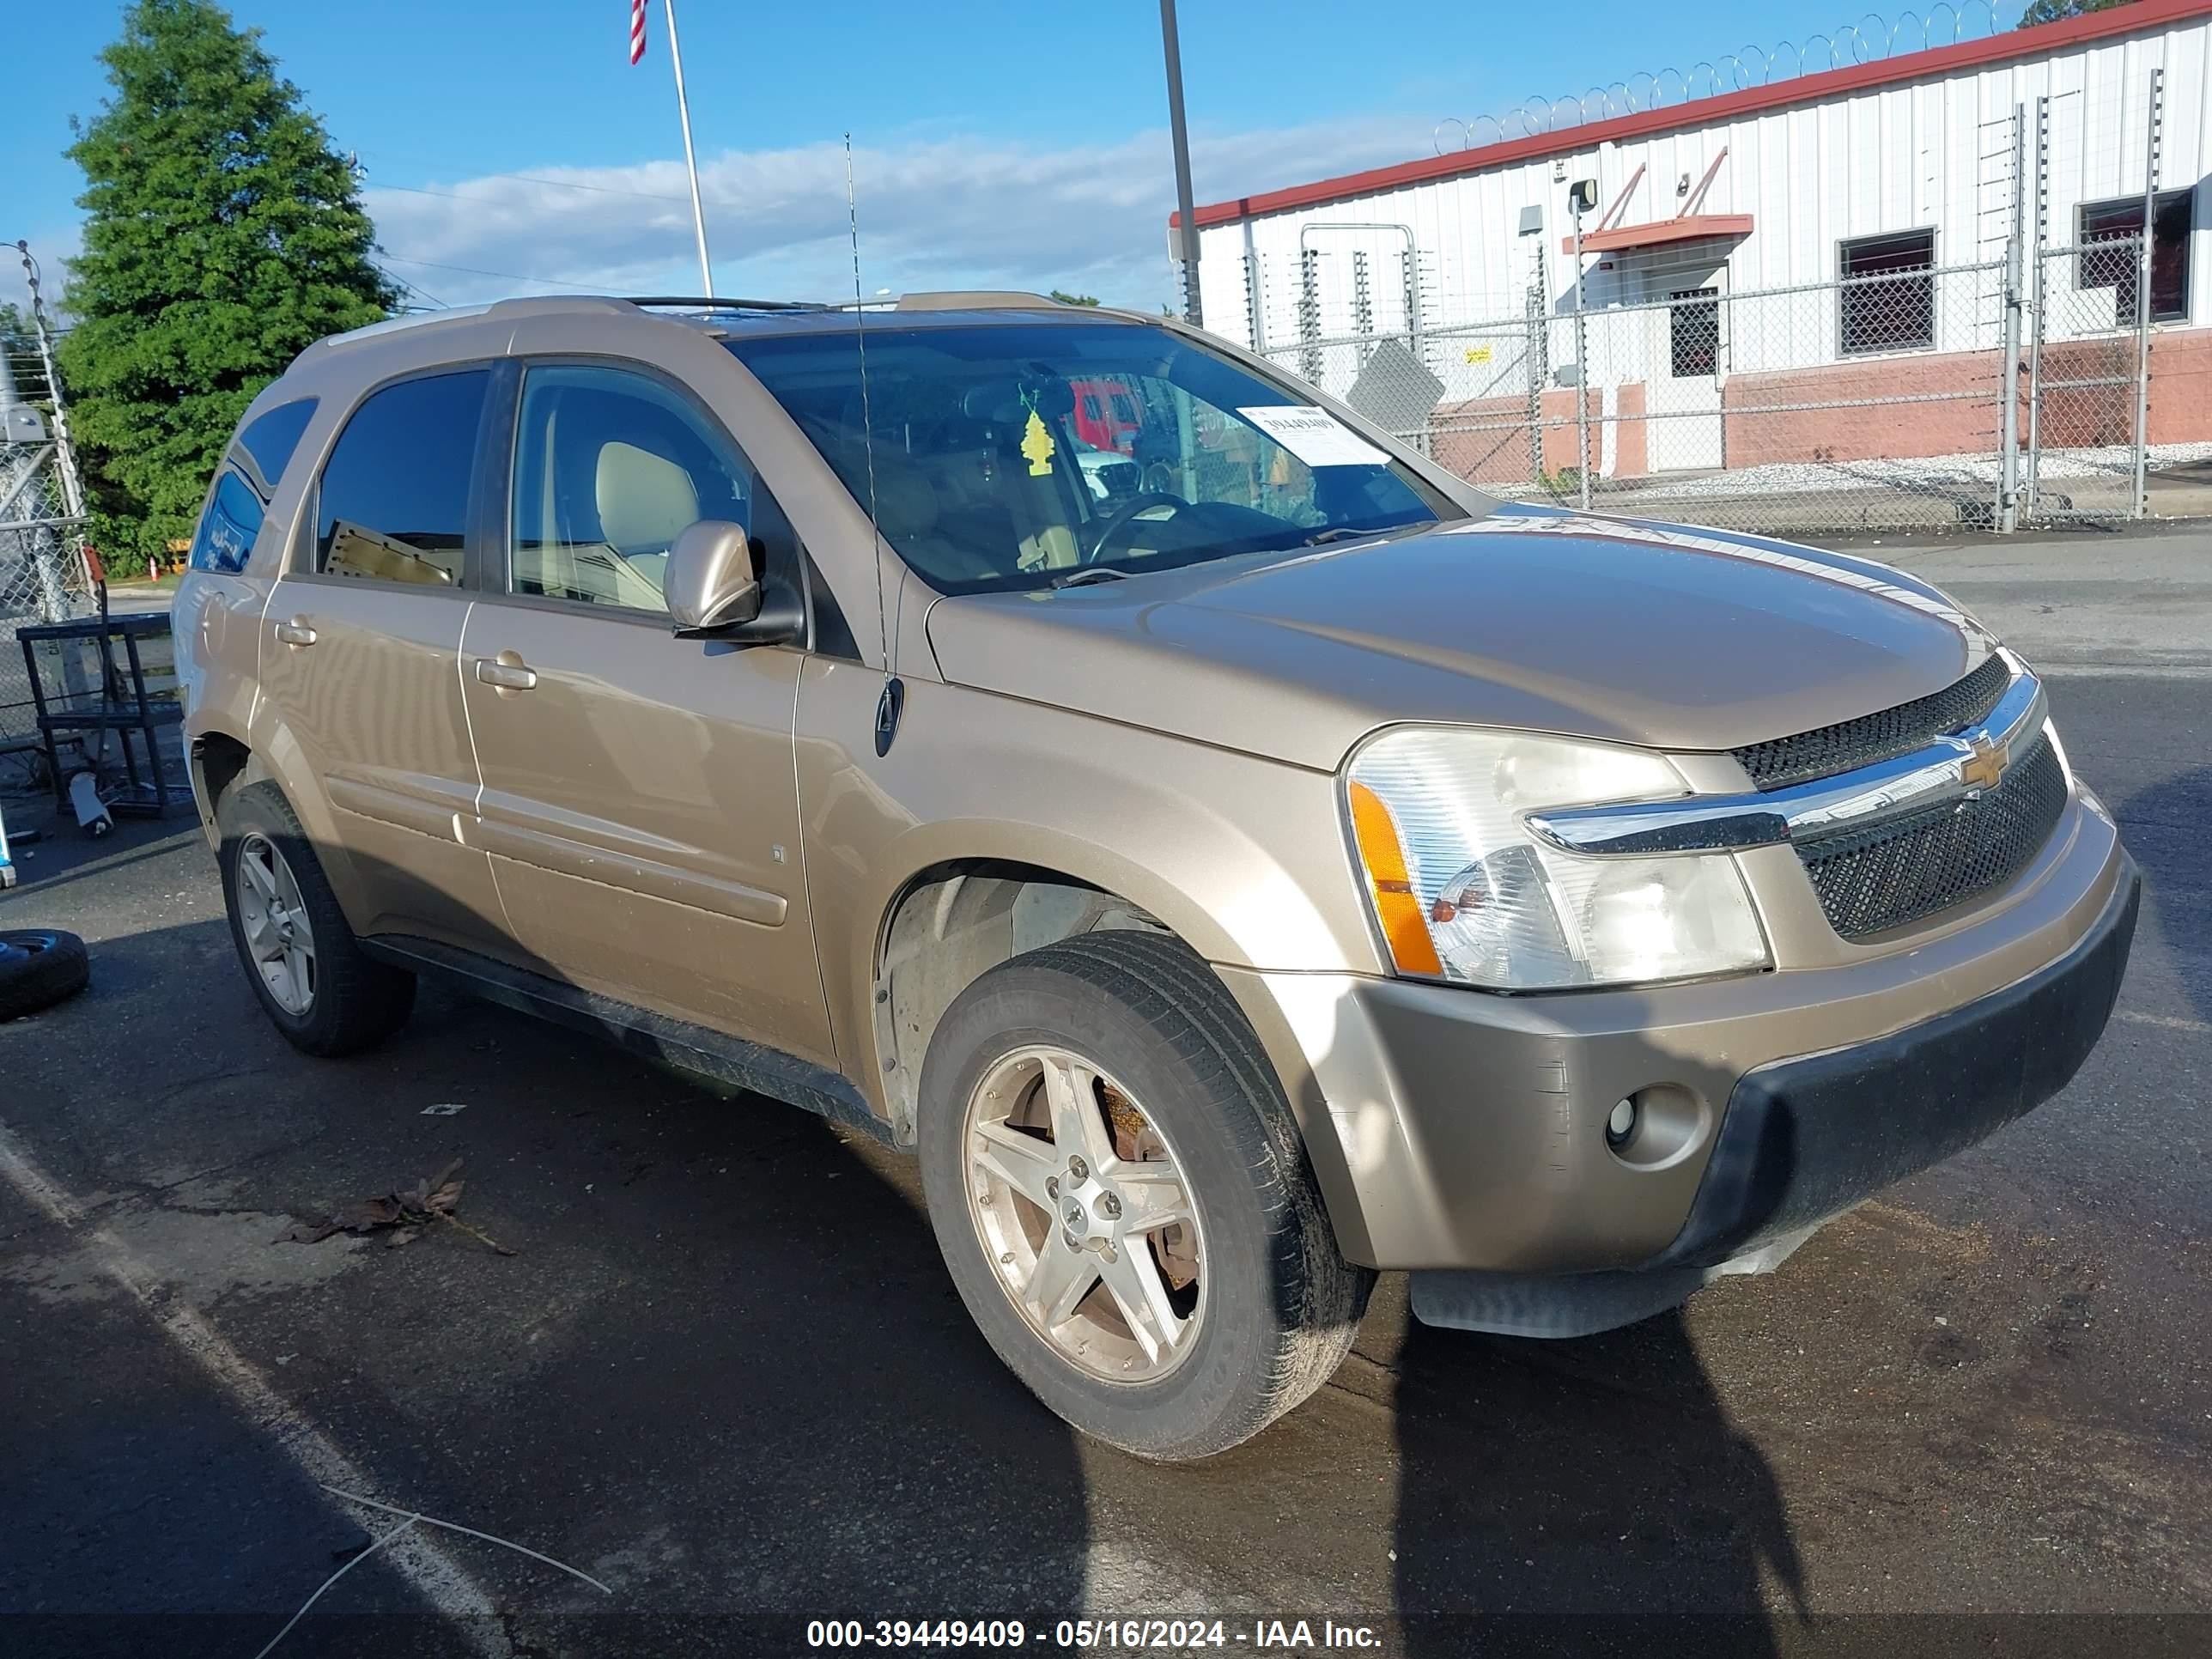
1797, 734, 2069, 939
1733, 653, 2012, 791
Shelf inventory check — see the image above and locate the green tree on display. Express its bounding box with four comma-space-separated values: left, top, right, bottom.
1049, 289, 1103, 307
2019, 0, 2136, 27
58, 0, 397, 558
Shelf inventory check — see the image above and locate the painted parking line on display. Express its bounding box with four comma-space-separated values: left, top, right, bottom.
0, 1118, 512, 1657
2115, 1008, 2212, 1035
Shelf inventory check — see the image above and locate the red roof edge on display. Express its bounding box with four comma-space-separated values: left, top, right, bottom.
1172, 0, 2211, 231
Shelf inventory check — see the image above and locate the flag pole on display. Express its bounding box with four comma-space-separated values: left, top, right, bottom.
662, 0, 714, 296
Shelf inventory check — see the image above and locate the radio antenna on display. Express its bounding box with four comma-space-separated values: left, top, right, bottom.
847, 133, 902, 756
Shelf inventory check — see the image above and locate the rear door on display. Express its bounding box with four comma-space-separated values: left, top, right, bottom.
256, 367, 508, 949
458, 360, 834, 1066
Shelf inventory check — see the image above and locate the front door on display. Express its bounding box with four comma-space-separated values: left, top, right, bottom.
1646, 274, 1726, 472
256, 367, 507, 949
458, 362, 834, 1066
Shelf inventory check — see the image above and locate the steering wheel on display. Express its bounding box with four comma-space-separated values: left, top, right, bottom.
1085, 491, 1193, 562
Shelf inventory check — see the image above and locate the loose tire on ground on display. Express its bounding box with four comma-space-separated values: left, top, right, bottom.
0, 928, 90, 1020
918, 928, 1373, 1461
216, 779, 415, 1056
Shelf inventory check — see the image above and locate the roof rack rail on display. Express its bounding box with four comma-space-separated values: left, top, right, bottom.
894, 290, 1066, 311
622, 295, 829, 312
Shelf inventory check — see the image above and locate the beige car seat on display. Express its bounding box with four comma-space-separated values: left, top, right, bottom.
591, 440, 697, 605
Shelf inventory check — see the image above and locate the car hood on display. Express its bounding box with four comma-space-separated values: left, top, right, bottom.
922, 511, 2000, 771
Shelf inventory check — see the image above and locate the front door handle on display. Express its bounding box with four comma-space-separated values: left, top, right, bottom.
273, 617, 318, 647
474, 653, 538, 692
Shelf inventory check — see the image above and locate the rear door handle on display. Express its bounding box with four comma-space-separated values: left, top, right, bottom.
273, 617, 317, 647
474, 654, 538, 692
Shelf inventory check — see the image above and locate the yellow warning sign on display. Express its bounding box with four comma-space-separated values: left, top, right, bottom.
1463, 344, 1494, 365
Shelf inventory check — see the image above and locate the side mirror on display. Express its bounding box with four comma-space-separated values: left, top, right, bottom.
666, 520, 762, 637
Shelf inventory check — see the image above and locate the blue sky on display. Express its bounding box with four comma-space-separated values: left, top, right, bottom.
4, 0, 2021, 313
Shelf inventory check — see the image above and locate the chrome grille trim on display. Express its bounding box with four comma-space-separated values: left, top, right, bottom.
1524, 651, 2051, 859
1729, 652, 2013, 791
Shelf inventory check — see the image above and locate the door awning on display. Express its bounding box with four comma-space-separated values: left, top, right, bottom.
1562, 214, 1753, 255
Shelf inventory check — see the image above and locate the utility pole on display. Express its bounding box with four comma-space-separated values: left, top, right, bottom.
663, 0, 714, 297
1570, 192, 1591, 512
1159, 1, 1203, 326
1998, 104, 2025, 534
2130, 66, 2163, 520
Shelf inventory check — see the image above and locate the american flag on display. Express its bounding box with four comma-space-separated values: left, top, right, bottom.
629, 0, 647, 64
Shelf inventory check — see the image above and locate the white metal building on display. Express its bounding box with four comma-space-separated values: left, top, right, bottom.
1178, 0, 2212, 489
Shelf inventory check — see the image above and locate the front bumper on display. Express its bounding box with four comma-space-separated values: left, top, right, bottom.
1218, 789, 2136, 1277
1655, 864, 2136, 1270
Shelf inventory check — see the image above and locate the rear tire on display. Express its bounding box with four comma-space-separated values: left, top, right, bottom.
918, 929, 1371, 1461
216, 779, 414, 1056
0, 928, 90, 1019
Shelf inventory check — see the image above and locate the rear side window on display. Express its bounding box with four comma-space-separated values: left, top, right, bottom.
189, 469, 264, 573
187, 396, 321, 573
236, 398, 318, 494
314, 369, 489, 586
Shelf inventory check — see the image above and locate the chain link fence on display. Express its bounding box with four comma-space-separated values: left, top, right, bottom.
1223, 76, 2179, 540
2, 453, 96, 750
3, 252, 99, 758
2023, 234, 2152, 521
1250, 252, 2039, 538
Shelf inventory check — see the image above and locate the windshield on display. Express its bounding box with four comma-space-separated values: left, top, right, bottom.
729, 321, 1459, 594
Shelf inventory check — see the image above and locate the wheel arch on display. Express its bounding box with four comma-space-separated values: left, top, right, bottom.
194, 720, 376, 931
862, 845, 1377, 1264
872, 854, 1174, 1141
188, 729, 255, 836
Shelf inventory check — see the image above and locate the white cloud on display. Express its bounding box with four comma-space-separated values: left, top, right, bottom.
362, 118, 1427, 311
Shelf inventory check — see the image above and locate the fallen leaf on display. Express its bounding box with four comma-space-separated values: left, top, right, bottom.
273, 1159, 514, 1256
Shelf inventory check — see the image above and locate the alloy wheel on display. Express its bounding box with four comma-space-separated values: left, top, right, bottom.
963, 1045, 1206, 1383
235, 831, 316, 1016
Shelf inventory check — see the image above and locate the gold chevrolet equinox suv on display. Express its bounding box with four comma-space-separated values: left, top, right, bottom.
176, 293, 2138, 1460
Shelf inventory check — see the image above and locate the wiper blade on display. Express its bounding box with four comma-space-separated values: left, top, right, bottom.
1050, 566, 1130, 588
1302, 520, 1433, 548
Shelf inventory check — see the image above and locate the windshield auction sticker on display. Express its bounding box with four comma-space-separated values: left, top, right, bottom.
1237, 404, 1389, 468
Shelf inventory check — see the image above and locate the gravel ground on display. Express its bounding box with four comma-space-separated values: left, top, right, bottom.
1610, 443, 2212, 504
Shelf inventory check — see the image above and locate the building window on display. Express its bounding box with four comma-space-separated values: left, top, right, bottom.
1668, 288, 1720, 378
2078, 191, 2193, 325
1838, 230, 1936, 356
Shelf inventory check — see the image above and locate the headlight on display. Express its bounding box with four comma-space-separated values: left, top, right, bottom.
1345, 726, 1770, 990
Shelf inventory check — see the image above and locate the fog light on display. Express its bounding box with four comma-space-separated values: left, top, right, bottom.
1605, 1097, 1638, 1146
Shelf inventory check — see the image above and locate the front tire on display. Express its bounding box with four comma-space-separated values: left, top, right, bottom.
918, 930, 1371, 1461
216, 779, 414, 1056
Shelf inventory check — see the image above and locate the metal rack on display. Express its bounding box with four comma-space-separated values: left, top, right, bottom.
16, 610, 191, 817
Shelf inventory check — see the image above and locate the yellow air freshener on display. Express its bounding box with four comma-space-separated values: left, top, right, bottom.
1021, 409, 1056, 477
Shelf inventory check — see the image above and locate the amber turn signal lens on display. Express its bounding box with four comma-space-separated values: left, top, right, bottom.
1347, 781, 1444, 977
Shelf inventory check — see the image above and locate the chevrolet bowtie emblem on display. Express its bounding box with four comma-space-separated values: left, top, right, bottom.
1960, 734, 2008, 793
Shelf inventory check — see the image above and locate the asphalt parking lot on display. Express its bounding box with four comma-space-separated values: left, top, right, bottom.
3, 526, 2208, 1657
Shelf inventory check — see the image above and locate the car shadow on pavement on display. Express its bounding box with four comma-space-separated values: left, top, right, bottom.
0, 895, 1095, 1648
1392, 1308, 1804, 1654
2113, 763, 2212, 1024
